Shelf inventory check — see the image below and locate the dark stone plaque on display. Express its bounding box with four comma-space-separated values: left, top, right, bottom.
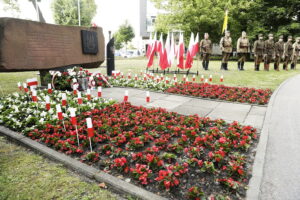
81, 30, 98, 54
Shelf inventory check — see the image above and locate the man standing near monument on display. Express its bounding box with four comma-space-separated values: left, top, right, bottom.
199, 33, 212, 70
283, 36, 293, 71
253, 34, 265, 71
236, 31, 250, 71
291, 37, 300, 70
219, 30, 232, 70
274, 35, 284, 71
264, 34, 275, 71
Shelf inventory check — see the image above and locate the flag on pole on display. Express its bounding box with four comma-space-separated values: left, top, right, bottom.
185, 33, 195, 69
147, 32, 157, 68
46, 96, 50, 110
169, 32, 176, 66
177, 33, 185, 69
70, 108, 77, 126
222, 10, 229, 34
192, 33, 199, 57
146, 32, 153, 59
86, 118, 94, 138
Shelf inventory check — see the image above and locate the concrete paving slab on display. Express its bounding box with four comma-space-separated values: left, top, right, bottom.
243, 115, 265, 129
145, 100, 183, 110
188, 98, 220, 109
170, 104, 213, 116
160, 95, 192, 103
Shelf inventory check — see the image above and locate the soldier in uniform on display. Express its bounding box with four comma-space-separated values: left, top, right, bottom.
199, 33, 212, 70
236, 31, 250, 71
264, 34, 275, 71
253, 34, 265, 71
274, 35, 284, 71
291, 37, 300, 69
219, 30, 232, 70
283, 36, 293, 71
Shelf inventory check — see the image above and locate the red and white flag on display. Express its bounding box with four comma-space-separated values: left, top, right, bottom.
32, 90, 38, 102
45, 96, 50, 110
48, 83, 52, 94
192, 33, 199, 57
146, 32, 153, 59
146, 91, 150, 103
147, 32, 157, 68
23, 83, 28, 93
56, 104, 63, 120
61, 93, 67, 106
77, 92, 83, 104
124, 90, 129, 102
177, 33, 185, 69
97, 87, 102, 97
70, 108, 77, 126
86, 118, 94, 138
17, 82, 22, 91
27, 78, 38, 88
185, 33, 195, 69
86, 89, 91, 101
168, 32, 176, 66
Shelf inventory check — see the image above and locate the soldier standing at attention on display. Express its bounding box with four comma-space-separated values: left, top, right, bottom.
283, 36, 293, 71
253, 34, 265, 71
199, 33, 212, 70
291, 37, 300, 70
219, 30, 232, 70
264, 34, 275, 71
274, 35, 284, 71
236, 31, 250, 71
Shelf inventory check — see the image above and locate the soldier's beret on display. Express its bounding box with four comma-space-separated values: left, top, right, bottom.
268, 34, 273, 37
288, 36, 293, 39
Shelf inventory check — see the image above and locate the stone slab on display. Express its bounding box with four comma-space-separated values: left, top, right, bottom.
145, 100, 183, 110
170, 104, 213, 116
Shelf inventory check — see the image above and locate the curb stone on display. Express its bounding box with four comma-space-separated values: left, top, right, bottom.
0, 126, 168, 200
246, 75, 294, 200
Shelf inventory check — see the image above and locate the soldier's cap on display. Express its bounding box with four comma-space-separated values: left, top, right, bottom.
279, 35, 283, 39
268, 33, 273, 37
258, 34, 263, 37
288, 36, 293, 39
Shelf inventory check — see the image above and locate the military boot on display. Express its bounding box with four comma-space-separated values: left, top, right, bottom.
255, 64, 260, 71
205, 61, 209, 70
225, 63, 229, 71
241, 62, 245, 71
291, 63, 295, 70
202, 61, 206, 70
237, 62, 241, 70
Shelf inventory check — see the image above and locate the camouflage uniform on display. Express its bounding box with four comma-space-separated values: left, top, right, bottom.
264, 34, 275, 71
253, 34, 265, 71
274, 36, 284, 71
291, 37, 300, 69
237, 33, 250, 71
219, 31, 232, 70
199, 38, 212, 70
283, 36, 294, 70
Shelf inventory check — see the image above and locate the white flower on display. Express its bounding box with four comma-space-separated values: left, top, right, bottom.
39, 118, 44, 124
40, 111, 47, 117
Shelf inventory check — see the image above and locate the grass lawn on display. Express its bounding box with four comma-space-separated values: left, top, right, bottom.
0, 58, 298, 96
0, 136, 119, 200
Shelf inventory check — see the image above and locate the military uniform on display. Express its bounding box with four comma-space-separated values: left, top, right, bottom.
237, 35, 250, 70
291, 38, 300, 69
283, 36, 293, 70
253, 34, 265, 71
199, 38, 212, 70
274, 36, 284, 71
219, 33, 232, 70
264, 34, 275, 71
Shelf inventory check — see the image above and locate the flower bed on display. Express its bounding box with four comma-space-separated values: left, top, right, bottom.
1, 89, 259, 199
108, 72, 272, 105
166, 83, 272, 105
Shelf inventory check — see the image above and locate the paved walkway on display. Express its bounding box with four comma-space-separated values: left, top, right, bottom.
92, 87, 267, 130
254, 74, 300, 200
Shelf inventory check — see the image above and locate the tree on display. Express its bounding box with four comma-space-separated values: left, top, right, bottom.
2, 0, 20, 17
114, 21, 135, 51
52, 0, 97, 26
151, 0, 300, 45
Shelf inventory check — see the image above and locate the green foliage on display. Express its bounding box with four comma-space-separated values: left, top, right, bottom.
52, 0, 97, 26
114, 21, 135, 50
2, 0, 20, 16
151, 0, 300, 43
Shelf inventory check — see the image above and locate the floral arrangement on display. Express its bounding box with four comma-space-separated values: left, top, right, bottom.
50, 67, 110, 91
0, 85, 259, 199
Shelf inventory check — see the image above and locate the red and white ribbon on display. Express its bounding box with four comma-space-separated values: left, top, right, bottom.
27, 78, 38, 87
146, 91, 150, 103
61, 93, 67, 106
124, 90, 129, 102
45, 96, 50, 110
56, 104, 63, 120
86, 118, 94, 138
97, 87, 102, 97
86, 89, 91, 100
77, 92, 83, 104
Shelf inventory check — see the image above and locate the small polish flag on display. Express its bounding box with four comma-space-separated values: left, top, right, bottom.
121, 72, 124, 79
73, 85, 78, 95
32, 90, 38, 102
146, 91, 150, 103
23, 83, 28, 93
56, 104, 63, 120
17, 82, 22, 91
45, 96, 50, 110
86, 118, 94, 138
140, 70, 143, 76
165, 77, 169, 84
201, 75, 204, 82
77, 92, 83, 104
48, 83, 52, 94
192, 75, 196, 82
173, 74, 177, 81
143, 74, 147, 81
124, 90, 129, 102
70, 108, 77, 126
209, 75, 212, 82
97, 87, 102, 97
220, 75, 224, 82
204, 79, 208, 85
128, 73, 131, 79
175, 80, 178, 86
61, 93, 67, 106
86, 89, 91, 100
27, 78, 38, 87
160, 74, 164, 81
135, 74, 138, 81
183, 75, 186, 82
